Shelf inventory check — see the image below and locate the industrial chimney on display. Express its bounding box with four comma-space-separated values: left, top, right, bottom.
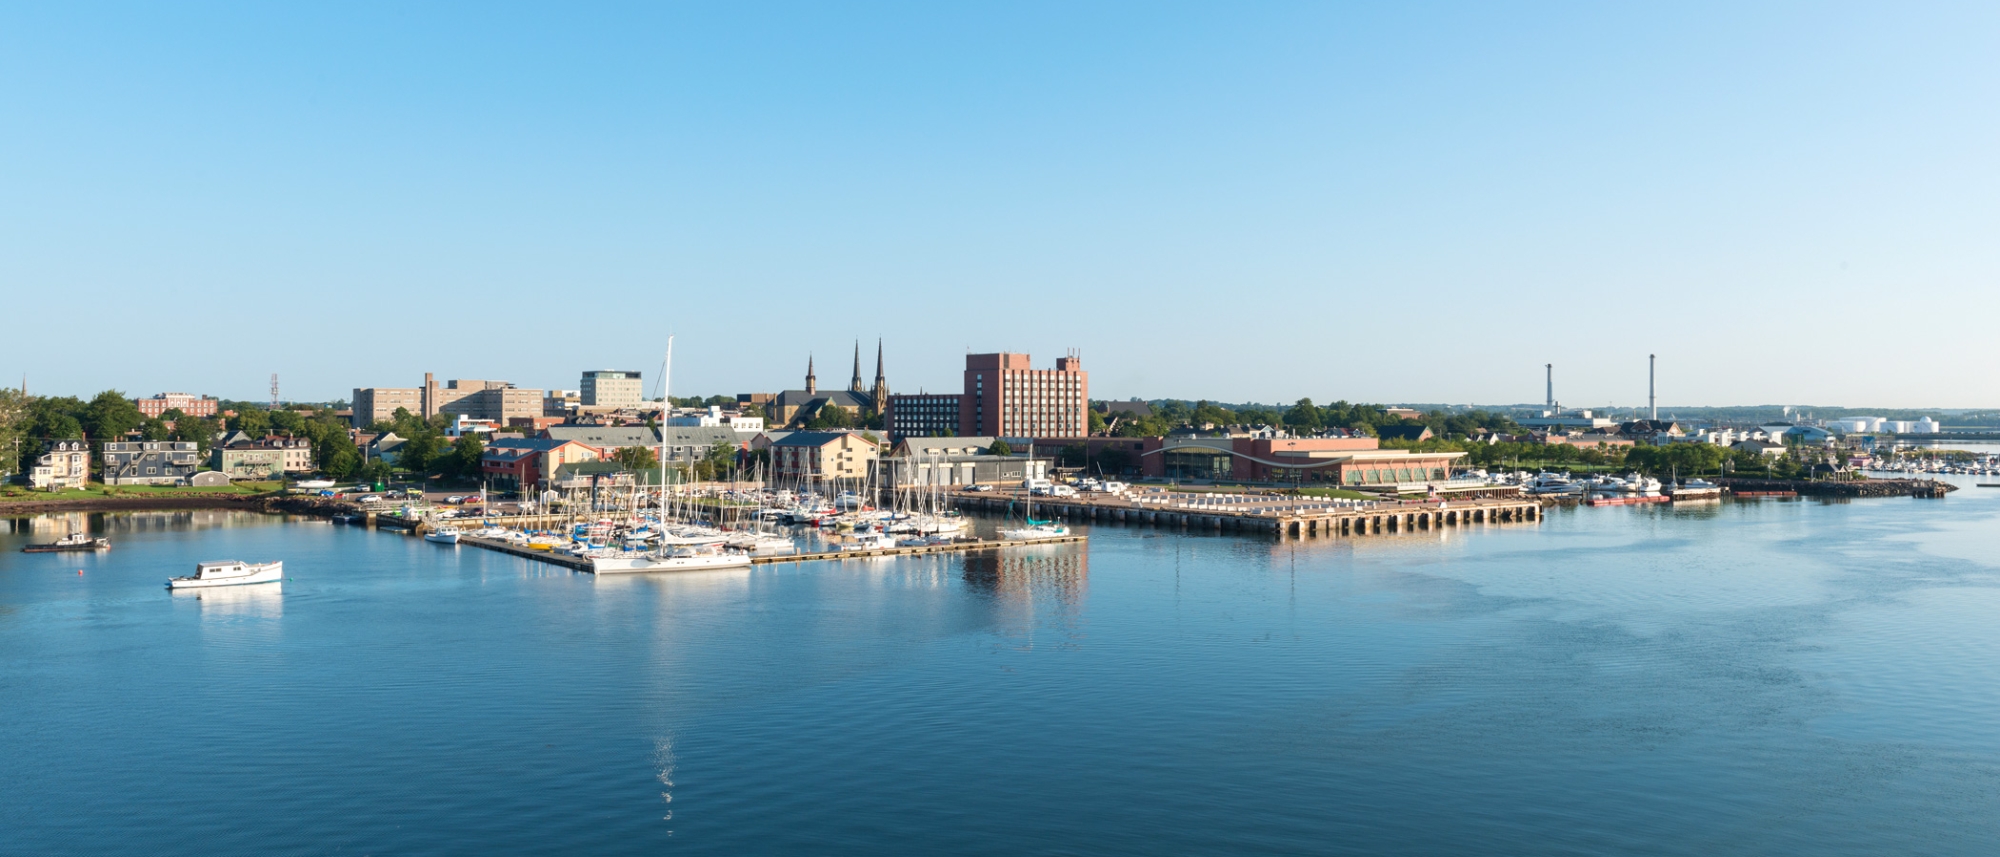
1545, 363, 1554, 414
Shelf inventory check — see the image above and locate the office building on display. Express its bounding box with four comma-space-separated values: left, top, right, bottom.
580, 370, 644, 408
884, 393, 963, 440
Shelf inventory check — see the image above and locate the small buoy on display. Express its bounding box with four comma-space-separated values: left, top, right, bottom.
77, 570, 84, 575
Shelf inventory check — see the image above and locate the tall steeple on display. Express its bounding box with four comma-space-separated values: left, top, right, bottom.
849, 341, 865, 393
805, 353, 817, 395
871, 339, 889, 413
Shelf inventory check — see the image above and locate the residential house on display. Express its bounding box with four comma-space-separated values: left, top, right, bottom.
29, 439, 91, 490
102, 441, 201, 485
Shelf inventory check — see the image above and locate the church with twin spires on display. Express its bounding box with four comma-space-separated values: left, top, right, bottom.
769, 340, 889, 427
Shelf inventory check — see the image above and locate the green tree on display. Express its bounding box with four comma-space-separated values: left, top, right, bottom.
613, 445, 659, 471
84, 390, 144, 441
325, 447, 361, 479
1284, 398, 1322, 432
270, 409, 306, 434
0, 388, 25, 480
1088, 408, 1107, 435
170, 416, 217, 461
231, 407, 271, 437
399, 432, 441, 475
449, 435, 485, 479
988, 439, 1013, 456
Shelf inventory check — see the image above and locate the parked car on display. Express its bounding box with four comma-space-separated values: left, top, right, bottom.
1049, 485, 1078, 497
967, 484, 995, 492
359, 495, 382, 504
444, 495, 465, 504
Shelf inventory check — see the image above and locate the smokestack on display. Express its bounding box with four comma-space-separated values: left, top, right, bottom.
1545, 363, 1553, 412
1648, 354, 1657, 421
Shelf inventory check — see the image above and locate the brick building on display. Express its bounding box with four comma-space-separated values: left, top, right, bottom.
959, 352, 1088, 441
133, 393, 219, 419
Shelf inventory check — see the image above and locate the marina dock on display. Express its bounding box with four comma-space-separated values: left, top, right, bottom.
459, 533, 1087, 572
951, 491, 1540, 539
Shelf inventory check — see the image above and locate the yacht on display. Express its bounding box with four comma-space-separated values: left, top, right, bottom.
168, 560, 283, 589
424, 527, 462, 544
590, 544, 752, 574
1524, 473, 1583, 496
21, 532, 111, 553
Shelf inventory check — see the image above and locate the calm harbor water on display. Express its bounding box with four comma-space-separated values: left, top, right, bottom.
4, 484, 1999, 855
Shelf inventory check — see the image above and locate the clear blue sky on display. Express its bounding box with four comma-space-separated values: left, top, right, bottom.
4, 2, 1996, 409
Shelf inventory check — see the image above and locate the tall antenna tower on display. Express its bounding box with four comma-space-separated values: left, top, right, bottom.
270, 373, 280, 410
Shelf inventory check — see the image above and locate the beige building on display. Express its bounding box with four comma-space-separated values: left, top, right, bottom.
353, 373, 544, 428
770, 431, 879, 483
580, 370, 644, 408
352, 386, 423, 428
30, 439, 91, 490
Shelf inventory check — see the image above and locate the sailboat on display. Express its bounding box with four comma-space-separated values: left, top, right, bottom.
999, 442, 1070, 540
593, 337, 754, 575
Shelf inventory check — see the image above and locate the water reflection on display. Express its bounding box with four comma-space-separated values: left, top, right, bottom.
171, 582, 284, 619
962, 547, 1089, 643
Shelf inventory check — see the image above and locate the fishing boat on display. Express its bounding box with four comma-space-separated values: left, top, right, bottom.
21, 532, 111, 553
168, 560, 283, 589
424, 526, 462, 544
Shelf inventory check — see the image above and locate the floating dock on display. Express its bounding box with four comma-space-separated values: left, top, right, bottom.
458, 534, 1086, 572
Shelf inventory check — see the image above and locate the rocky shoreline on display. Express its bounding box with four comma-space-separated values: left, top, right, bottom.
0, 493, 360, 517
1717, 477, 1955, 498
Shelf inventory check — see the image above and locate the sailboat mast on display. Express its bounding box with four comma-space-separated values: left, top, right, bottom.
660, 337, 673, 538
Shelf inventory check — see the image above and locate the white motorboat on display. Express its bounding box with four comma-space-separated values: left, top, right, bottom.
425, 527, 462, 544
1525, 473, 1583, 496
168, 560, 283, 589
470, 526, 509, 538
1669, 478, 1723, 500
591, 544, 753, 574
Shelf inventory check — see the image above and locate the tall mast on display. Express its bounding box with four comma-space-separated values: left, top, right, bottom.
660, 337, 673, 535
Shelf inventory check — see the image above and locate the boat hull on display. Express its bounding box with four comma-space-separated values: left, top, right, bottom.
22, 541, 110, 553
168, 563, 283, 589
591, 553, 752, 574
424, 533, 461, 544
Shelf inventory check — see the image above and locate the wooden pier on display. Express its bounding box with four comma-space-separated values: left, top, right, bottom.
951, 491, 1539, 539
458, 534, 1087, 573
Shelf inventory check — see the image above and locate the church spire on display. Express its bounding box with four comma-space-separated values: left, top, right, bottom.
849, 341, 864, 393
871, 339, 889, 413
805, 353, 816, 395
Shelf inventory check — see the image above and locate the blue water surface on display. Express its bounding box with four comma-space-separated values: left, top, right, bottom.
3, 485, 1998, 855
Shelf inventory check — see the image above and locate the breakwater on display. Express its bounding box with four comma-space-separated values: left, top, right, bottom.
1719, 477, 1954, 498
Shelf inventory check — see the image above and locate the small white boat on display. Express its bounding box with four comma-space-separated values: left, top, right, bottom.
424, 527, 462, 544
169, 560, 283, 589
295, 479, 336, 490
